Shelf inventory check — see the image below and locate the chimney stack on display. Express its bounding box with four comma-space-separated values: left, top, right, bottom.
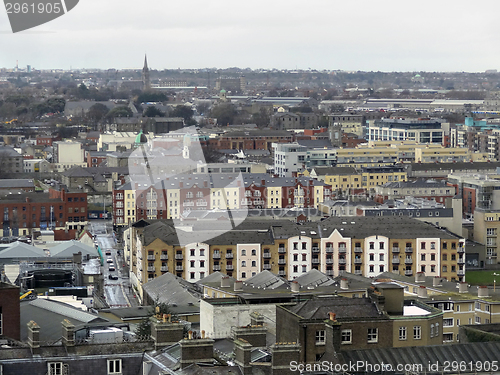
234, 280, 243, 292
62, 319, 76, 347
328, 312, 336, 321
291, 281, 300, 293
415, 272, 426, 283
432, 276, 442, 287
220, 276, 231, 288
179, 337, 215, 369
233, 338, 253, 375
340, 278, 349, 290
459, 282, 468, 293
27, 321, 40, 353
478, 285, 489, 298
417, 285, 428, 298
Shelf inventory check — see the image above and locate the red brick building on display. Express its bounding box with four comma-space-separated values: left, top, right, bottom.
208, 130, 294, 151
0, 187, 87, 237
0, 282, 20, 340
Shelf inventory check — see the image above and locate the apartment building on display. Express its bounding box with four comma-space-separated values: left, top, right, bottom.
374, 179, 456, 204
368, 118, 449, 145
112, 174, 330, 226
123, 216, 465, 290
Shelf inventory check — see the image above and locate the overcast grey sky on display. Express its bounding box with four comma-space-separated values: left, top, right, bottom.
0, 0, 499, 71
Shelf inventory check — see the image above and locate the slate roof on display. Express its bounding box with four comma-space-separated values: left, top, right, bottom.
0, 241, 46, 258
142, 272, 200, 307
243, 270, 287, 290
50, 241, 98, 258
288, 296, 382, 320
20, 298, 109, 342
0, 179, 35, 188
341, 342, 500, 372
294, 269, 336, 288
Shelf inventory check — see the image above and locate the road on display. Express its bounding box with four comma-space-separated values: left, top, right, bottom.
90, 220, 132, 308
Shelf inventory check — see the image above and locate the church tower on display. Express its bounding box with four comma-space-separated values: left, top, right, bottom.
142, 54, 151, 91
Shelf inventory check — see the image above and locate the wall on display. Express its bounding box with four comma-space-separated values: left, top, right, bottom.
200, 300, 278, 339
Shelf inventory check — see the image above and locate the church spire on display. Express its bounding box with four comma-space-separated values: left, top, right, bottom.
142, 54, 151, 91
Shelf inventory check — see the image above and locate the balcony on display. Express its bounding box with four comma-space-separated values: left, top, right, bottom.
226, 253, 234, 259
338, 259, 346, 265
196, 201, 208, 207
354, 258, 362, 264
263, 252, 271, 259
160, 266, 168, 272
278, 259, 286, 265
147, 255, 155, 261
326, 270, 334, 276
392, 247, 400, 253
278, 271, 286, 276
278, 247, 286, 254
175, 265, 183, 271
326, 247, 333, 254
405, 247, 413, 253
405, 270, 413, 276
326, 259, 333, 264
213, 253, 221, 259
147, 266, 155, 272
458, 257, 465, 264
312, 246, 320, 253
183, 201, 195, 207
338, 247, 347, 254
354, 247, 362, 253
175, 254, 184, 260
263, 264, 271, 270
392, 258, 400, 264
160, 254, 168, 260
226, 265, 234, 271
312, 258, 320, 264
458, 247, 465, 253
405, 258, 413, 265
457, 269, 465, 276
213, 265, 221, 271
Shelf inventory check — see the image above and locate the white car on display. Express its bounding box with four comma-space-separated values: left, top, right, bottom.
106, 257, 113, 263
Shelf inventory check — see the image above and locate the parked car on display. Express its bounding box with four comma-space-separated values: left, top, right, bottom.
106, 257, 113, 263
108, 265, 115, 271
108, 275, 119, 280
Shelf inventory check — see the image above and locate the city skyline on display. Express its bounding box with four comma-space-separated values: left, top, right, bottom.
1, 0, 499, 72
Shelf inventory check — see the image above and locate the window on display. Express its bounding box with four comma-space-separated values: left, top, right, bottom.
379, 265, 384, 273
430, 324, 434, 337
108, 359, 122, 374
251, 249, 256, 256
367, 328, 378, 343
399, 326, 407, 340
315, 330, 326, 345
369, 265, 374, 273
341, 329, 352, 344
443, 318, 453, 327
241, 261, 246, 267
48, 362, 63, 375
413, 326, 421, 340
190, 272, 195, 279
421, 242, 426, 250
379, 254, 384, 261
251, 261, 256, 267
369, 254, 374, 261
241, 272, 246, 278
241, 249, 246, 256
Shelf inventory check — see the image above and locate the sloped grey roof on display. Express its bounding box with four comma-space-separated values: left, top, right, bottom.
142, 272, 200, 307
0, 241, 46, 258
0, 179, 34, 188
288, 296, 381, 320
195, 271, 231, 285
20, 298, 109, 342
243, 270, 287, 289
341, 342, 500, 371
50, 241, 98, 258
294, 269, 336, 288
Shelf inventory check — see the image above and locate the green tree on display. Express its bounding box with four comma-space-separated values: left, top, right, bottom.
87, 103, 110, 123
210, 103, 237, 126
170, 105, 194, 122
251, 107, 272, 127
106, 106, 133, 120
143, 106, 165, 118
